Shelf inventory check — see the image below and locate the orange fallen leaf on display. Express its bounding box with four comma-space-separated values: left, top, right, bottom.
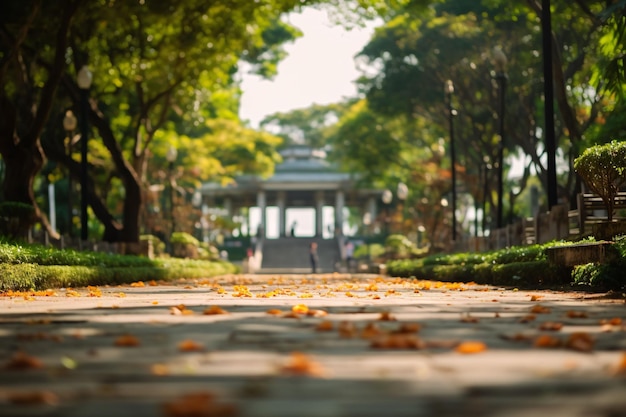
178, 339, 205, 352
8, 391, 58, 405
280, 352, 325, 377
519, 314, 536, 323
163, 392, 237, 417
282, 312, 301, 319
371, 334, 425, 350
292, 304, 309, 314
378, 311, 396, 321
539, 321, 563, 331
394, 323, 421, 334
455, 341, 487, 354
566, 310, 588, 319
170, 305, 194, 315
361, 322, 384, 339
600, 317, 622, 326
306, 309, 328, 317
114, 334, 140, 347
315, 320, 334, 331
613, 352, 626, 375
338, 321, 357, 338
266, 309, 283, 316
565, 332, 594, 352
5, 352, 43, 370
203, 306, 228, 315
530, 295, 543, 301
533, 334, 561, 348
130, 281, 145, 287
530, 305, 551, 314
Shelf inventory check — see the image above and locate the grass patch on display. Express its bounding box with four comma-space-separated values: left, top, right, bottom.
0, 241, 238, 291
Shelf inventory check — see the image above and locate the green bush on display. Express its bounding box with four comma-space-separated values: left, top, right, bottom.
385, 234, 414, 258
141, 234, 165, 256
574, 140, 626, 220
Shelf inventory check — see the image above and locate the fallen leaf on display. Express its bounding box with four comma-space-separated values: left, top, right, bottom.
530, 295, 543, 301
163, 392, 237, 417
280, 352, 325, 377
530, 305, 551, 314
114, 334, 140, 347
519, 314, 537, 323
533, 334, 561, 348
539, 321, 563, 331
361, 322, 384, 339
130, 281, 145, 287
565, 332, 594, 352
178, 339, 205, 352
203, 306, 228, 315
613, 352, 626, 375
371, 334, 425, 350
378, 311, 396, 321
265, 309, 283, 316
151, 363, 169, 376
501, 333, 532, 342
338, 321, 357, 338
600, 317, 622, 326
394, 323, 421, 334
566, 310, 588, 319
8, 391, 58, 405
315, 321, 334, 331
5, 352, 43, 370
306, 309, 327, 317
292, 304, 309, 314
455, 341, 487, 354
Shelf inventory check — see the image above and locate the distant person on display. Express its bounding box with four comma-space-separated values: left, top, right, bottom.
309, 241, 319, 273
290, 221, 297, 237
345, 240, 354, 272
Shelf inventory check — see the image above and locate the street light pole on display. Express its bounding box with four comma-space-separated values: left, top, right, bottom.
63, 110, 77, 237
542, 0, 558, 209
166, 146, 178, 254
445, 80, 457, 241
77, 66, 92, 242
493, 48, 507, 229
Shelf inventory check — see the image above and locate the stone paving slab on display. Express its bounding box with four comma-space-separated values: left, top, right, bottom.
0, 273, 625, 417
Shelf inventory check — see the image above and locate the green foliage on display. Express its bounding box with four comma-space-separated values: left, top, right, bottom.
353, 243, 386, 259
0, 241, 237, 291
386, 240, 611, 289
574, 140, 626, 220
171, 232, 199, 245
141, 234, 165, 256
385, 233, 415, 258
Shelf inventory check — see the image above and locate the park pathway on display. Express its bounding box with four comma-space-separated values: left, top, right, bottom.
0, 273, 625, 417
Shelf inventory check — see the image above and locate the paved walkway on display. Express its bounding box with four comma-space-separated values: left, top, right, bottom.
0, 273, 625, 417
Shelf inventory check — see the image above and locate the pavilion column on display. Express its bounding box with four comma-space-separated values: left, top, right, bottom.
277, 191, 286, 237
256, 190, 266, 238
315, 191, 324, 237
334, 190, 344, 237
224, 198, 233, 218
367, 197, 377, 226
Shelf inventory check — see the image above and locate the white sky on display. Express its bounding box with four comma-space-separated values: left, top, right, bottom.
238, 8, 377, 128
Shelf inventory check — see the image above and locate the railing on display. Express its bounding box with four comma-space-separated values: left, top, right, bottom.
457, 192, 626, 252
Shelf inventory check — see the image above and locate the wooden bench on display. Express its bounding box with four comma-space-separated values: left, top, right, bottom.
571, 192, 626, 236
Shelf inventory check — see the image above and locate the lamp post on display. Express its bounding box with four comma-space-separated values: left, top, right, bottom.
77, 66, 92, 242
396, 182, 408, 233
445, 80, 457, 241
542, 0, 558, 209
166, 146, 178, 252
381, 189, 392, 236
493, 48, 507, 229
63, 110, 77, 237
482, 159, 491, 237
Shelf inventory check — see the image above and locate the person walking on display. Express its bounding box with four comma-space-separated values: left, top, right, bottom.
309, 241, 319, 273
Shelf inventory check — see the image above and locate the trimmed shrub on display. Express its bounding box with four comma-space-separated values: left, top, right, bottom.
574, 140, 626, 220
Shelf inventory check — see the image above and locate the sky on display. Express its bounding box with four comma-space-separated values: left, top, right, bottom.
238, 8, 377, 128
